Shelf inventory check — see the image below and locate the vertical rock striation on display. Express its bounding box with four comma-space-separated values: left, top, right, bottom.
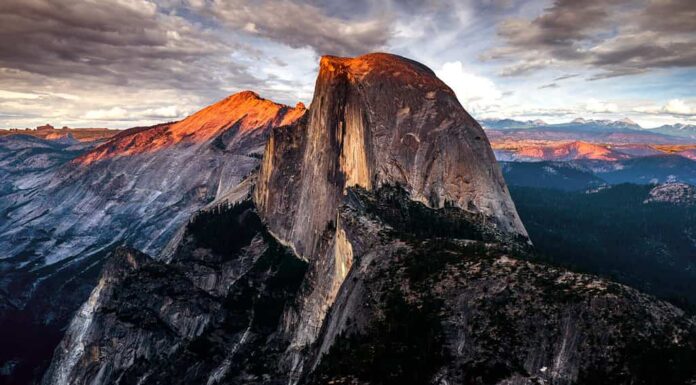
256, 53, 526, 258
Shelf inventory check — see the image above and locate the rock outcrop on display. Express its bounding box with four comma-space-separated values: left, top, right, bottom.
256, 53, 526, 257
306, 187, 696, 385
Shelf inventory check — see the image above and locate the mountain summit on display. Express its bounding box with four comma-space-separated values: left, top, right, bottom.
254, 52, 528, 376
77, 91, 306, 165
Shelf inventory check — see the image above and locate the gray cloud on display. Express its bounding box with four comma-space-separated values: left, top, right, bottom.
192, 0, 392, 56
639, 0, 696, 33
553, 73, 579, 81
0, 0, 245, 89
189, 0, 517, 57
0, 0, 692, 129
487, 0, 696, 77
0, 0, 297, 128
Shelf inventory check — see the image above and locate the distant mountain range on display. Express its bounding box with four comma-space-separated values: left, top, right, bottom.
651, 123, 696, 140
483, 118, 696, 144
0, 124, 122, 142
487, 117, 696, 189
493, 140, 696, 162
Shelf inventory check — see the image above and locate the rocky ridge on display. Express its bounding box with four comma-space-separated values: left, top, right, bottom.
77, 91, 304, 165
644, 182, 696, 205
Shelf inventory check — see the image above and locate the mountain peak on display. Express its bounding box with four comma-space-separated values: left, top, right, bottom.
618, 117, 638, 126
229, 90, 261, 100
319, 53, 442, 88
255, 52, 528, 374
76, 91, 306, 165
568, 117, 641, 128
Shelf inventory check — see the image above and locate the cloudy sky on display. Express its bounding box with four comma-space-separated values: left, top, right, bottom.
1, 0, 695, 129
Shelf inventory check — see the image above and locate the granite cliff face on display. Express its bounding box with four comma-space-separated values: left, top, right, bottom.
254, 53, 528, 376
40, 53, 696, 385
256, 53, 526, 257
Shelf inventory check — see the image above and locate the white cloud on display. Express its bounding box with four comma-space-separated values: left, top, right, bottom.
243, 22, 258, 33
0, 90, 40, 99
141, 105, 182, 119
435, 61, 503, 113
585, 99, 619, 113
83, 105, 187, 121
663, 99, 693, 115
43, 92, 81, 101
83, 107, 129, 120
633, 99, 696, 117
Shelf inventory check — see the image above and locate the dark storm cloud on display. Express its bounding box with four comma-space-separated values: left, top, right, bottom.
0, 0, 262, 91
486, 0, 696, 77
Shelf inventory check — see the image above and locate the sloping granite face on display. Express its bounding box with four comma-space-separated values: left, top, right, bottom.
0, 91, 305, 311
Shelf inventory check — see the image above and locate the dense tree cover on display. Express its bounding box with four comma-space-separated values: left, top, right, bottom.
510, 184, 696, 310
186, 200, 263, 260
500, 161, 604, 191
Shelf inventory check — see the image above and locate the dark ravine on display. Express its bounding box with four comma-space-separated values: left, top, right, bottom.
41, 53, 696, 385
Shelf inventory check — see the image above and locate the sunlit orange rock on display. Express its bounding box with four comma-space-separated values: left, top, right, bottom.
76, 91, 306, 165
494, 140, 629, 161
